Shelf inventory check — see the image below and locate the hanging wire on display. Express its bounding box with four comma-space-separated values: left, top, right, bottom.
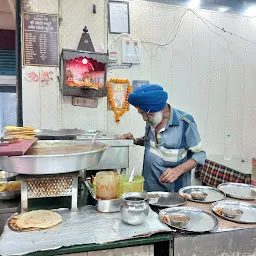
142, 9, 189, 46
190, 9, 256, 44
142, 9, 256, 47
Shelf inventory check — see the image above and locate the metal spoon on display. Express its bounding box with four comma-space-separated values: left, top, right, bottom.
90, 131, 101, 151
129, 166, 137, 182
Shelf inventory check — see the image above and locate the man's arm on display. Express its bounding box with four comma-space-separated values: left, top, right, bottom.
159, 158, 197, 183
119, 133, 144, 146
134, 137, 144, 146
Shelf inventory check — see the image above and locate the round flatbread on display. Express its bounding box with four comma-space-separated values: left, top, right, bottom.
15, 210, 62, 229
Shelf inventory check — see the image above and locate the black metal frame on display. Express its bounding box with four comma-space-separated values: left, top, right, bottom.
16, 0, 23, 126
0, 86, 16, 93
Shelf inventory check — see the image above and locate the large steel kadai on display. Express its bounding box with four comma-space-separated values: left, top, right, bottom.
0, 140, 109, 175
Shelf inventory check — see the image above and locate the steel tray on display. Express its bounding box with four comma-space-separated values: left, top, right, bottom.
0, 171, 17, 182
159, 207, 219, 233
217, 183, 256, 200
179, 185, 226, 203
147, 192, 186, 207
35, 129, 85, 138
0, 190, 20, 200
212, 200, 256, 224
0, 140, 109, 175
84, 180, 121, 213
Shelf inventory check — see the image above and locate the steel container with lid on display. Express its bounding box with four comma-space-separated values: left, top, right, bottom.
120, 192, 149, 225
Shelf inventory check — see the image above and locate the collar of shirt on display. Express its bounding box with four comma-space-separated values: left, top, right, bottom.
167, 107, 180, 128
157, 107, 180, 133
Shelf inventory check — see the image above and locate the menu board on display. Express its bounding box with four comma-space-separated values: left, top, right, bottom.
23, 13, 59, 66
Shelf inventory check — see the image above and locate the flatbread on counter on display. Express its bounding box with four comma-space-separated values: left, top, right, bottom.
3, 126, 36, 140
8, 210, 62, 232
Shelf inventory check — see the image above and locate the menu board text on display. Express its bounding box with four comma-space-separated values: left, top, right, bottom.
23, 13, 59, 66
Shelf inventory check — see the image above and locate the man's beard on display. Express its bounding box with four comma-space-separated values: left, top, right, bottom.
147, 111, 163, 127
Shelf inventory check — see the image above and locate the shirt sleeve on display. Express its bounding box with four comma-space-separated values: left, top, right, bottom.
185, 121, 206, 166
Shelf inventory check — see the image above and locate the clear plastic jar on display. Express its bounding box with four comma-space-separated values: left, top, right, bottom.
96, 171, 119, 200
118, 175, 144, 198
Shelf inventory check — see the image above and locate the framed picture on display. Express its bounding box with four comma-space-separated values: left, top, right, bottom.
107, 81, 130, 110
108, 1, 130, 34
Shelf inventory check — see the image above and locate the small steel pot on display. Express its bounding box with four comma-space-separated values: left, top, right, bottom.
120, 192, 149, 225
222, 208, 243, 219
190, 191, 208, 201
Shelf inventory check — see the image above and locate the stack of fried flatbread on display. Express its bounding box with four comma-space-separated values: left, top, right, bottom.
8, 210, 62, 232
0, 181, 21, 192
4, 126, 36, 140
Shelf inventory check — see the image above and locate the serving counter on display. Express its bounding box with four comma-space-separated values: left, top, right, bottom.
0, 136, 255, 256
25, 233, 171, 256
1, 192, 256, 255
172, 200, 256, 256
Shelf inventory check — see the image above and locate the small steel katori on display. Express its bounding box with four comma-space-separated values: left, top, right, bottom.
0, 140, 109, 212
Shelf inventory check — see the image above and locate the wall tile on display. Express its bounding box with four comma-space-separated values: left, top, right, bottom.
38, 0, 58, 13
190, 10, 211, 148
60, 0, 84, 50
40, 67, 60, 129
207, 12, 229, 155
225, 15, 246, 156
22, 66, 41, 129
170, 9, 193, 113
242, 17, 256, 159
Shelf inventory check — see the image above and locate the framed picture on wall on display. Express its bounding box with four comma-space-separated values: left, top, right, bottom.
108, 1, 130, 34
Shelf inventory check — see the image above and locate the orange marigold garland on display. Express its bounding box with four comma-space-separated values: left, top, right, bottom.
107, 78, 133, 123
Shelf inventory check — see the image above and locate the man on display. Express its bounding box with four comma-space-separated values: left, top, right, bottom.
120, 84, 206, 192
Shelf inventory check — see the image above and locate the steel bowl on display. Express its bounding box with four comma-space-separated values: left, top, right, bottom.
169, 214, 190, 227
190, 191, 208, 201
222, 208, 243, 219
147, 193, 160, 204
120, 192, 149, 225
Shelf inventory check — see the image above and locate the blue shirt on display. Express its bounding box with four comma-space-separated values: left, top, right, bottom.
142, 107, 206, 192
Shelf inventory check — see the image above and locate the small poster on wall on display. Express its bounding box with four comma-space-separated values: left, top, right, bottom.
72, 97, 98, 108
40, 70, 53, 86
108, 1, 130, 34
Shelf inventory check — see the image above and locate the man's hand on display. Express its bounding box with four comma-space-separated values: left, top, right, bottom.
118, 133, 135, 140
159, 167, 182, 183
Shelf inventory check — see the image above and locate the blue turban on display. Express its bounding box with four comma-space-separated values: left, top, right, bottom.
128, 84, 168, 112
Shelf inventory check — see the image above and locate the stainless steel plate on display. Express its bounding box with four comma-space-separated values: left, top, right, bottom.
179, 186, 226, 203
147, 192, 186, 207
217, 183, 256, 200
212, 200, 256, 224
35, 129, 85, 138
159, 207, 219, 232
0, 140, 109, 175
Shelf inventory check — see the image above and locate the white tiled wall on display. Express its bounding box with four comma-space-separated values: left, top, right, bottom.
22, 0, 256, 172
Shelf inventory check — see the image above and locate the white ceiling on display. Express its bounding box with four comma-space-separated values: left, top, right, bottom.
0, 0, 16, 30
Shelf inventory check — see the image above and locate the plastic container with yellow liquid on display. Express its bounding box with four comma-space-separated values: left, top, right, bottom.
118, 175, 144, 198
